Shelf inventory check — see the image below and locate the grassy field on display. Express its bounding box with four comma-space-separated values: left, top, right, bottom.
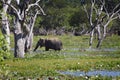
1, 34, 120, 80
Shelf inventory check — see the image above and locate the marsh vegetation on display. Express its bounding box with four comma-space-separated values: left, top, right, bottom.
1, 35, 120, 80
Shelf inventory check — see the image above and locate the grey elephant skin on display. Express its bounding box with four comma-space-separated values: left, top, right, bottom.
34, 38, 62, 51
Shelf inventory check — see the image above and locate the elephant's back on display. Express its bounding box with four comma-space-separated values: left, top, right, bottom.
45, 38, 62, 49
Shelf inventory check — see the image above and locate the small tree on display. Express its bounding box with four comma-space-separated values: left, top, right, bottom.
1, 0, 45, 58
82, 0, 120, 48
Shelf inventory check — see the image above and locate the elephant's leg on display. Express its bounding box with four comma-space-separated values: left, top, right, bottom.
57, 48, 61, 51
33, 42, 40, 51
45, 47, 49, 51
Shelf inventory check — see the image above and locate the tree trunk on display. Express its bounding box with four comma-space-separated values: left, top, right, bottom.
14, 19, 25, 58
89, 29, 94, 48
24, 33, 33, 52
1, 0, 11, 50
24, 12, 38, 52
96, 25, 102, 48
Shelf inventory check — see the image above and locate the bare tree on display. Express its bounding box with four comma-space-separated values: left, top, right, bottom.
1, 0, 11, 50
2, 0, 45, 58
82, 0, 120, 48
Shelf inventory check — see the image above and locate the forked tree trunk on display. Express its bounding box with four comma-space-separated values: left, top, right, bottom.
24, 12, 38, 52
83, 0, 120, 48
2, 0, 45, 58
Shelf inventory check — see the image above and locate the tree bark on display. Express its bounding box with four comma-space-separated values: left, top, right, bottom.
96, 25, 102, 48
89, 29, 94, 48
1, 0, 11, 50
24, 11, 38, 52
14, 19, 25, 58
24, 33, 33, 52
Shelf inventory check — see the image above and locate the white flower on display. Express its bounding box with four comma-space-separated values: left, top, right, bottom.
117, 65, 120, 67
96, 75, 98, 78
100, 64, 103, 67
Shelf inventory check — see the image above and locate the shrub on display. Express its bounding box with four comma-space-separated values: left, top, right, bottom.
0, 32, 10, 79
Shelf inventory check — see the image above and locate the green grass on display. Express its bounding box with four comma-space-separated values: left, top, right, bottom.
1, 35, 120, 79
2, 57, 120, 79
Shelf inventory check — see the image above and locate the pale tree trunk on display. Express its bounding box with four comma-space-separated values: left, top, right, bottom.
24, 33, 33, 52
96, 25, 102, 48
24, 20, 33, 52
1, 0, 11, 50
24, 11, 38, 52
89, 29, 94, 48
88, 0, 95, 48
96, 22, 109, 48
14, 19, 25, 58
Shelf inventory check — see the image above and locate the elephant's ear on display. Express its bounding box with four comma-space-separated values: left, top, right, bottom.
43, 39, 46, 43
40, 38, 45, 44
38, 38, 42, 43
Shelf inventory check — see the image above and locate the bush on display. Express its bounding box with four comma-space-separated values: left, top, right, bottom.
0, 33, 10, 61
0, 32, 11, 79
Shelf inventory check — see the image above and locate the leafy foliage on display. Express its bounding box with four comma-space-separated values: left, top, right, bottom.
0, 33, 10, 61
0, 32, 10, 79
69, 8, 88, 29
36, 0, 83, 30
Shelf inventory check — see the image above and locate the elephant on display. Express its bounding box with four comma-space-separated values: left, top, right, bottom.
34, 38, 62, 51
